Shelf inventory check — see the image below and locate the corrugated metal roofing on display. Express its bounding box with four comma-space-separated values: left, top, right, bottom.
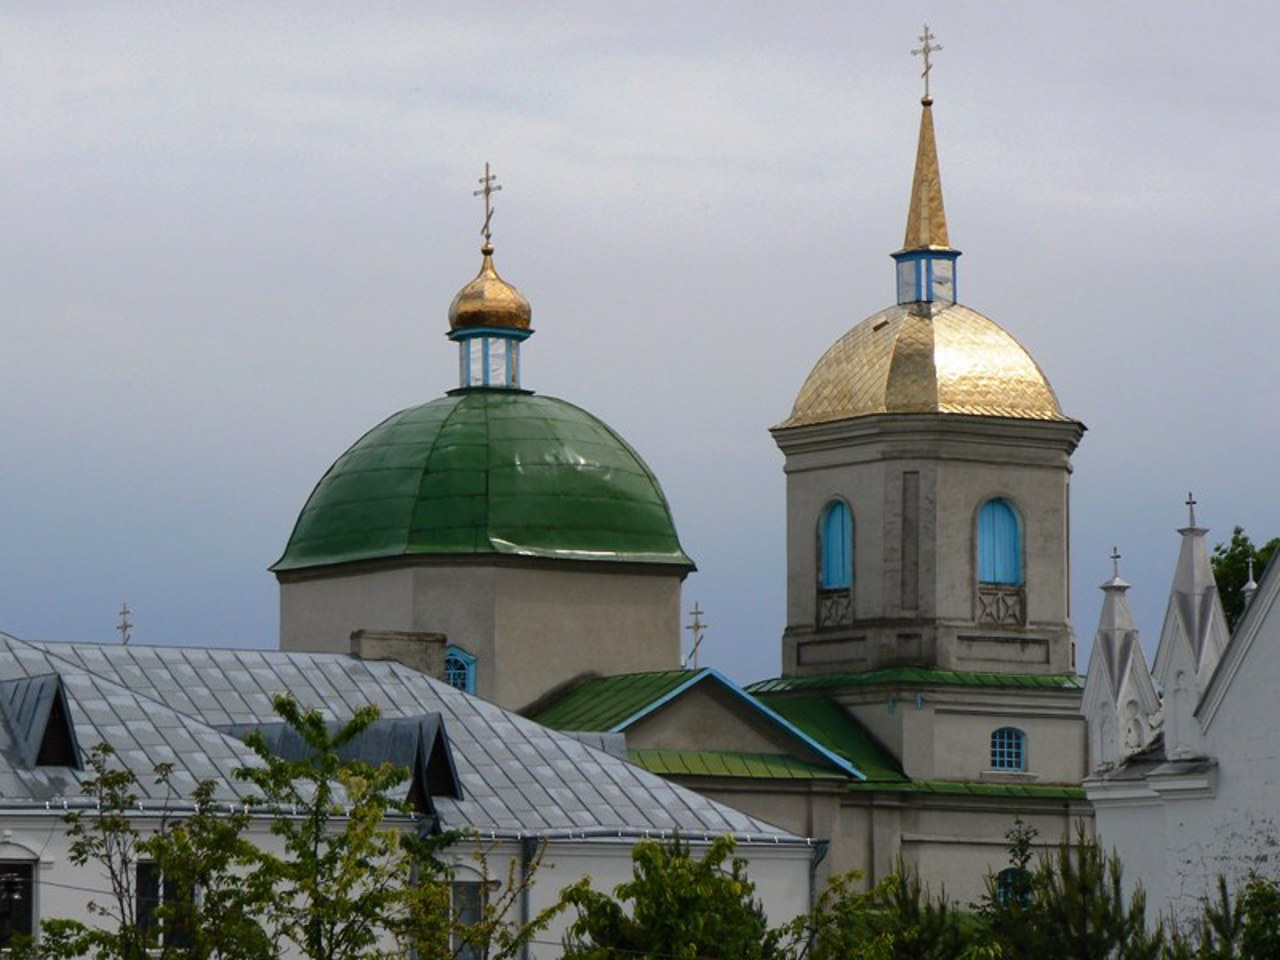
846, 779, 1087, 800
760, 697, 907, 782
629, 749, 848, 781
746, 667, 1085, 695
529, 671, 698, 731
14, 638, 803, 840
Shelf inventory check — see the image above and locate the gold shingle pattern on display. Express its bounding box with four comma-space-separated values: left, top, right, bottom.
782, 303, 1068, 428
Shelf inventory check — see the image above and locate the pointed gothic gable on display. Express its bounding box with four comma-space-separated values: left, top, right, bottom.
0, 673, 82, 770
1153, 524, 1230, 692
1083, 571, 1162, 770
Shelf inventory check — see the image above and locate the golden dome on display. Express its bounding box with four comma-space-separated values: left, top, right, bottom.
448, 245, 532, 331
781, 302, 1069, 428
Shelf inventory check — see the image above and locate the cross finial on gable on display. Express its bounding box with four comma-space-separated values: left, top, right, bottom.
912, 24, 942, 102
1185, 491, 1197, 527
683, 602, 707, 670
117, 602, 132, 645
473, 161, 502, 249
1110, 546, 1122, 579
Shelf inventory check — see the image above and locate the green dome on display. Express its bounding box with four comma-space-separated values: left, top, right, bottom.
273, 391, 694, 573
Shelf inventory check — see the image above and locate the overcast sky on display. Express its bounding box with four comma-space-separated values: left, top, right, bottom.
3, 3, 1278, 684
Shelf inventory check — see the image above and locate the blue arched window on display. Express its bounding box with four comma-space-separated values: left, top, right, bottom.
819, 500, 853, 590
991, 727, 1026, 771
977, 498, 1022, 585
444, 646, 476, 694
996, 867, 1032, 906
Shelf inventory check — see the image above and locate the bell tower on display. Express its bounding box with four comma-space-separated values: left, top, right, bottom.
772, 66, 1084, 678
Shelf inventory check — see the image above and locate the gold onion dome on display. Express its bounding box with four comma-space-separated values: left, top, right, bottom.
447, 243, 532, 332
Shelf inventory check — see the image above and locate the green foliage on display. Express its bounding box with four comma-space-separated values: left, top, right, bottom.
794, 866, 978, 960
235, 696, 433, 960
31, 697, 556, 960
1192, 873, 1280, 960
1211, 526, 1280, 629
561, 834, 783, 960
22, 745, 269, 960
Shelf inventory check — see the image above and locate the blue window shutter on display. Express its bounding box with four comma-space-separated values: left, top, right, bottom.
820, 501, 853, 590
978, 499, 1022, 584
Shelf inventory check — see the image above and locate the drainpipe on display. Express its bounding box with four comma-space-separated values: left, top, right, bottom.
808, 839, 829, 913
520, 836, 538, 960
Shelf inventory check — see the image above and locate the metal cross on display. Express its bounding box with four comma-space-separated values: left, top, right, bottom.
1185, 491, 1197, 527
683, 602, 706, 670
117, 602, 132, 646
473, 161, 502, 247
1110, 546, 1121, 579
912, 25, 942, 100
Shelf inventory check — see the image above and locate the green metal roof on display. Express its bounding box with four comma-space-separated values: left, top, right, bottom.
746, 668, 1085, 695
529, 671, 697, 732
846, 779, 1087, 801
629, 749, 849, 781
273, 390, 694, 572
761, 696, 907, 782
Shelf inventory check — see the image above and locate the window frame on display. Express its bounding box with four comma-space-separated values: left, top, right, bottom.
976, 497, 1023, 586
995, 866, 1032, 906
451, 878, 487, 960
135, 861, 193, 952
990, 726, 1027, 772
0, 862, 33, 951
817, 498, 854, 591
444, 645, 477, 694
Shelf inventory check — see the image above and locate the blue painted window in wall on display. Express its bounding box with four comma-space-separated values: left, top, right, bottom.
444, 646, 477, 694
991, 727, 1026, 771
977, 498, 1022, 584
819, 500, 853, 590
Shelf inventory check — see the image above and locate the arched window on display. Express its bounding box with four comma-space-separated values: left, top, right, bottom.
996, 867, 1032, 906
819, 500, 853, 590
444, 646, 476, 694
991, 727, 1026, 771
977, 498, 1022, 585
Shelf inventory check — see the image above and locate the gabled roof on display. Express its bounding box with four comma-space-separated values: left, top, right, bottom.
747, 668, 1084, 695
760, 696, 906, 783
219, 714, 462, 817
530, 669, 865, 781
14, 638, 803, 841
530, 670, 694, 731
0, 673, 81, 770
629, 749, 848, 781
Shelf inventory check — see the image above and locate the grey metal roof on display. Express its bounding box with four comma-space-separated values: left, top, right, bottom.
5, 636, 803, 841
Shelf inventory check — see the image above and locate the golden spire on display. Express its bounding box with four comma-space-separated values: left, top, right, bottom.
902, 26, 950, 252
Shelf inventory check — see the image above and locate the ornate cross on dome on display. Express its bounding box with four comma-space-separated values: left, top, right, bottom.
473, 161, 502, 247
1185, 491, 1198, 527
912, 24, 942, 101
1110, 546, 1122, 578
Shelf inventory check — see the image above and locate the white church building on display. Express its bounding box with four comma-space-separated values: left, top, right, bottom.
1083, 501, 1280, 922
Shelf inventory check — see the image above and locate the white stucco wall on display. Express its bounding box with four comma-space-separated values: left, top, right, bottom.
0, 814, 811, 957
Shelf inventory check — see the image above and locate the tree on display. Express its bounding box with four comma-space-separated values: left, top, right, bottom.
23, 745, 270, 960
28, 697, 557, 960
560, 834, 784, 960
1211, 527, 1279, 630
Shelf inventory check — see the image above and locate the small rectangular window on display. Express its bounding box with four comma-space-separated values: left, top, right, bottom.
451, 880, 486, 960
0, 863, 33, 950
136, 862, 192, 951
